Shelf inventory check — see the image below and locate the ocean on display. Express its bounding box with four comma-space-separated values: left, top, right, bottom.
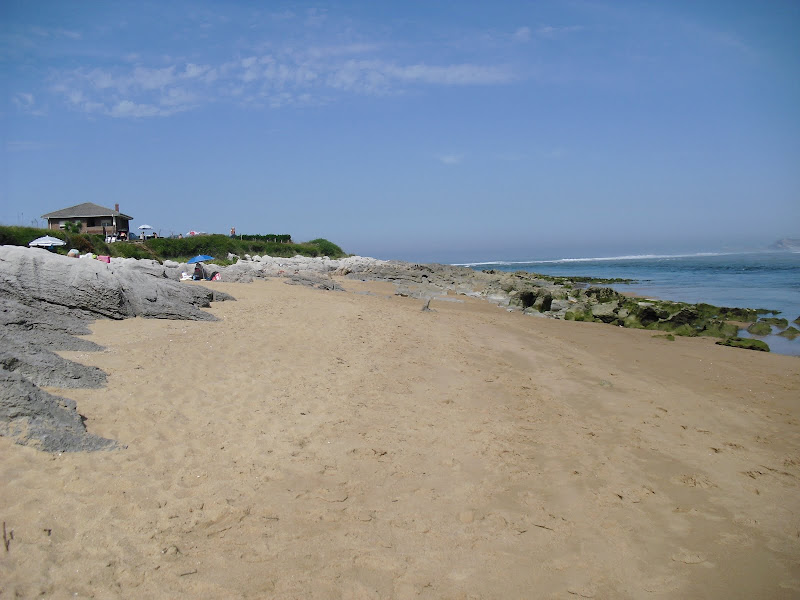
459, 251, 800, 357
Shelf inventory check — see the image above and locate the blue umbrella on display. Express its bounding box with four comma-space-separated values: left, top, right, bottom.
187, 254, 214, 264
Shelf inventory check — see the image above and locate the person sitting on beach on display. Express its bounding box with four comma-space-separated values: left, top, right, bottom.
193, 264, 204, 280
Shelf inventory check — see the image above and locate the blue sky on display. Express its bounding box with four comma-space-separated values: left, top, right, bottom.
2, 1, 798, 262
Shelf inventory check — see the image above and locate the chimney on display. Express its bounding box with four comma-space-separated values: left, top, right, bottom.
115, 203, 119, 212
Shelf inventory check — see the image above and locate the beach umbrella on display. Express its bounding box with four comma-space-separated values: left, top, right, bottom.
28, 235, 66, 247
187, 255, 214, 264
138, 224, 153, 230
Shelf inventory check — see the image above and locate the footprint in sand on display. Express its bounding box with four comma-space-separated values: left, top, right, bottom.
673, 474, 716, 489
671, 548, 707, 564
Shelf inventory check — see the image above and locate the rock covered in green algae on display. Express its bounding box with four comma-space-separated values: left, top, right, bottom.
759, 317, 789, 329
778, 327, 800, 340
333, 259, 781, 352
747, 322, 773, 336
716, 337, 770, 352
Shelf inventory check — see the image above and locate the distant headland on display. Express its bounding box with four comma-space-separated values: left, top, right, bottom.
769, 238, 800, 251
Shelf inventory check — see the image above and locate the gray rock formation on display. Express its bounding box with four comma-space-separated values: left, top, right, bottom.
0, 245, 233, 452
0, 371, 117, 452
0, 248, 232, 321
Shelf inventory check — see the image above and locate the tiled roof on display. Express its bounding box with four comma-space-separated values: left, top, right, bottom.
41, 202, 133, 220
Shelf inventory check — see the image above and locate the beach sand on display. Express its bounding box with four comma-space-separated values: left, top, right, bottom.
2, 278, 799, 598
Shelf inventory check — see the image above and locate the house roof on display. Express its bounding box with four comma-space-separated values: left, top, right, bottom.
41, 202, 133, 220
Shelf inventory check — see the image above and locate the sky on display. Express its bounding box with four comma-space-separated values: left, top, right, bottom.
1, 1, 799, 262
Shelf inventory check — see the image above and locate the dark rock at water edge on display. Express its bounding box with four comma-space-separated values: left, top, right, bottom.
747, 322, 773, 336
716, 337, 770, 352
778, 327, 800, 340
758, 317, 789, 330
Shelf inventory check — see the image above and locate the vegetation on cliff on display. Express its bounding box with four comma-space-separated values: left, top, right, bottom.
0, 226, 348, 261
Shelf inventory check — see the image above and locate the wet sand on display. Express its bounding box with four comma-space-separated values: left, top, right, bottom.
2, 278, 799, 598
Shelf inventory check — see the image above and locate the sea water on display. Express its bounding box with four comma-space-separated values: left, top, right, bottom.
458, 252, 800, 357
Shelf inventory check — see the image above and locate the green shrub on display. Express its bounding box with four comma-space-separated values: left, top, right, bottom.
63, 221, 82, 234
240, 234, 292, 243
307, 238, 345, 257
109, 242, 153, 259
66, 234, 94, 253
0, 225, 68, 246
142, 235, 347, 261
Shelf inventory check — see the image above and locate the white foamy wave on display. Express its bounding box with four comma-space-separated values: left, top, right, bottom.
453, 252, 728, 267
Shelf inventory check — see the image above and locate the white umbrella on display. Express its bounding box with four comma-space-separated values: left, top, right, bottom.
138, 224, 153, 230
29, 235, 66, 247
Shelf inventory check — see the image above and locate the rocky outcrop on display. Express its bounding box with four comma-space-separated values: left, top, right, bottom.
779, 327, 800, 340
0, 247, 232, 321
0, 371, 117, 452
0, 246, 233, 452
747, 322, 772, 336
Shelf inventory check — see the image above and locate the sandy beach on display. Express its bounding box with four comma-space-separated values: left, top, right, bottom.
2, 277, 799, 598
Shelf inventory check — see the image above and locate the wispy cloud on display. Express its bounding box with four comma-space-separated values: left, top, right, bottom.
436, 154, 464, 165
536, 25, 585, 38
512, 27, 531, 42
5, 140, 55, 152
540, 147, 566, 159
495, 152, 528, 161
305, 8, 327, 28
269, 10, 296, 21
31, 26, 82, 40
327, 60, 514, 93
108, 100, 184, 118
47, 45, 517, 118
681, 21, 756, 60
13, 92, 47, 116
